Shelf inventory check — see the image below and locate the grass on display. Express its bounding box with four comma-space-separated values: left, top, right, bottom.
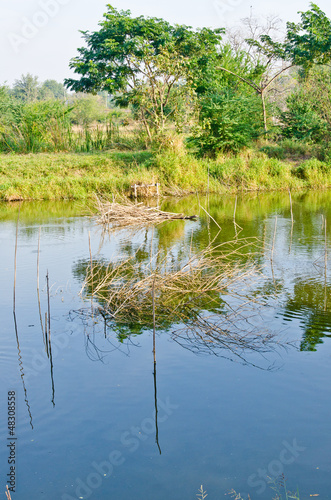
1, 144, 331, 201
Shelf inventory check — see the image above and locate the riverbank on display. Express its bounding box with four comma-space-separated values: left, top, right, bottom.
1, 148, 331, 201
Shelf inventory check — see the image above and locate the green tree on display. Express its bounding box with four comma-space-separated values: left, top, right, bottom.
69, 93, 109, 126
39, 80, 67, 100
65, 5, 223, 140
285, 3, 331, 69
280, 66, 331, 143
218, 3, 331, 133
188, 43, 265, 155
188, 89, 262, 156
12, 73, 40, 102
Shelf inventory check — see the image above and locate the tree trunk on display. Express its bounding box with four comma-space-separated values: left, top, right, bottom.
141, 110, 152, 142
261, 90, 268, 135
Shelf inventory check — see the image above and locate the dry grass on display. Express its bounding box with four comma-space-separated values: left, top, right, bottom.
81, 235, 279, 363
94, 197, 198, 229
5, 486, 12, 500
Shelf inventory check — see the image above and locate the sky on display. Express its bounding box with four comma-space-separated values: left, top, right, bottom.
1, 0, 331, 86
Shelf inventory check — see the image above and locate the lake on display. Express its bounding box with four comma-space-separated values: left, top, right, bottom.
0, 192, 330, 500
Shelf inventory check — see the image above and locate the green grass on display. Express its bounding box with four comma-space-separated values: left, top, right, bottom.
1, 147, 331, 201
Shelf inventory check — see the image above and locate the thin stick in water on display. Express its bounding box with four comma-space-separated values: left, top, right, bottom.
288, 189, 294, 226
88, 231, 93, 311
288, 189, 294, 253
13, 311, 33, 429
152, 277, 156, 365
46, 272, 51, 338
325, 217, 327, 269
271, 216, 277, 263
37, 227, 45, 346
13, 204, 21, 313
153, 361, 161, 455
45, 312, 49, 357
37, 227, 41, 291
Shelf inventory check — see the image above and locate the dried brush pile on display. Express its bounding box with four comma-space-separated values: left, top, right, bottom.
94, 197, 198, 229
81, 237, 278, 362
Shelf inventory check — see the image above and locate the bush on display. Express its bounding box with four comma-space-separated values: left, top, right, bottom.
188, 89, 263, 157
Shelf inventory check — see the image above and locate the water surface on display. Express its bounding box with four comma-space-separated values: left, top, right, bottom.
0, 192, 331, 500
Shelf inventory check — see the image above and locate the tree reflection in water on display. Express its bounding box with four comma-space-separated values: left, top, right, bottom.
282, 279, 331, 351
71, 232, 287, 370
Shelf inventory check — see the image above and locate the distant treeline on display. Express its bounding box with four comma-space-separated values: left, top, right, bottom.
1, 3, 331, 157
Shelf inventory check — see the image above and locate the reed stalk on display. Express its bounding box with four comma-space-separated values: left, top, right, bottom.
13, 204, 21, 313
271, 216, 277, 263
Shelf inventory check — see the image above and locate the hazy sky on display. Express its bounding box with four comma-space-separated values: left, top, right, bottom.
1, 0, 331, 85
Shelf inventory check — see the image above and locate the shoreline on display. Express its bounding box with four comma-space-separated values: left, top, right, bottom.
1, 149, 331, 202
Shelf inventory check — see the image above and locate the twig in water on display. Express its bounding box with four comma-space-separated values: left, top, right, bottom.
153, 360, 161, 455
233, 196, 243, 236
13, 203, 21, 313
288, 189, 294, 253
271, 216, 277, 263
37, 227, 45, 346
88, 231, 93, 311
325, 217, 328, 270
46, 271, 51, 337
152, 277, 156, 364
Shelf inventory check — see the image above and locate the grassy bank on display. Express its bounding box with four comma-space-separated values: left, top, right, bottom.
1, 147, 331, 201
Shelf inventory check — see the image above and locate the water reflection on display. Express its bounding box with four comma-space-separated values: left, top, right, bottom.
13, 312, 34, 429
71, 190, 331, 362
2, 193, 331, 499
282, 279, 331, 351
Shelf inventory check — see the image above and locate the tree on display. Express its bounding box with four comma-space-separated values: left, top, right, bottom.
12, 73, 40, 102
65, 5, 223, 140
39, 80, 67, 100
285, 3, 331, 69
280, 66, 331, 143
218, 3, 331, 133
188, 89, 263, 156
69, 93, 109, 126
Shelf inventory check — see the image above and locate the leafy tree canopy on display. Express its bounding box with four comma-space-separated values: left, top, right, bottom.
65, 5, 223, 95
285, 3, 331, 68
39, 80, 67, 100
12, 73, 39, 102
65, 5, 223, 136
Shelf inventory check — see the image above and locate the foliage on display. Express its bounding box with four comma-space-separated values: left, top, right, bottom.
65, 5, 223, 138
285, 3, 331, 69
38, 79, 67, 100
69, 93, 110, 126
3, 5, 331, 156
280, 66, 331, 143
12, 73, 40, 102
216, 4, 331, 134
0, 99, 72, 153
188, 89, 263, 156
